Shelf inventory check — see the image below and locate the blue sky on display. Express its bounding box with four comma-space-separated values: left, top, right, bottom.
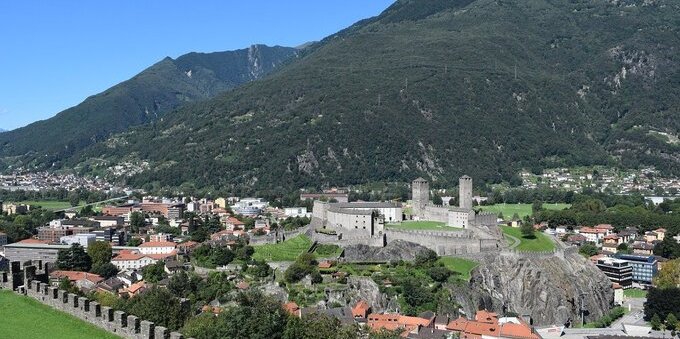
0, 1, 394, 130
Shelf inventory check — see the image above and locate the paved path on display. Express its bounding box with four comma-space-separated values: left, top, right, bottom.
56, 195, 128, 212
504, 233, 521, 249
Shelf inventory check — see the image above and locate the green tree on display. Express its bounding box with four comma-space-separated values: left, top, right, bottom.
88, 241, 112, 267
617, 243, 632, 254
124, 287, 190, 331
655, 259, 680, 289
427, 265, 452, 282
130, 212, 145, 233
414, 249, 438, 266
579, 243, 599, 257
142, 261, 167, 283
91, 262, 119, 279
68, 191, 81, 207
520, 222, 535, 238
652, 314, 663, 331
667, 313, 678, 331
56, 243, 92, 271
532, 200, 544, 214
284, 314, 346, 339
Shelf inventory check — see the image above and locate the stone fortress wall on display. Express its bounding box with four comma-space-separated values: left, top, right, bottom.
0, 261, 188, 339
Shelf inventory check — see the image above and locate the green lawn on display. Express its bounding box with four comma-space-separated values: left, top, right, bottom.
501, 226, 556, 252
0, 290, 120, 339
17, 200, 74, 211
438, 257, 479, 281
386, 220, 462, 231
313, 244, 343, 259
624, 288, 647, 298
252, 235, 313, 262
479, 203, 571, 220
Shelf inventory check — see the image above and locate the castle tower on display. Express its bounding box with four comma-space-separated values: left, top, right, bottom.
412, 177, 429, 217
459, 175, 473, 210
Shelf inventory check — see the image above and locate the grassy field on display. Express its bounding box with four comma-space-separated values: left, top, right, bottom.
501, 226, 556, 252
386, 220, 462, 231
479, 203, 571, 220
17, 200, 74, 211
624, 288, 648, 298
252, 235, 313, 262
313, 244, 344, 259
438, 257, 479, 281
0, 290, 120, 339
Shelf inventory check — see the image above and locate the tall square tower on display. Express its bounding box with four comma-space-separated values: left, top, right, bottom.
459, 175, 473, 210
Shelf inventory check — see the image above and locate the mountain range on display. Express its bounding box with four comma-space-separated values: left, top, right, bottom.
0, 44, 298, 166
2, 0, 680, 194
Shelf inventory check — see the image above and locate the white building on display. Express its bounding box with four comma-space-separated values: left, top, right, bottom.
138, 241, 177, 255
111, 250, 174, 271
60, 233, 96, 248
284, 207, 310, 218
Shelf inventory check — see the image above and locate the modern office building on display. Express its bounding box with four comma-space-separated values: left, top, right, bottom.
614, 254, 658, 286
596, 257, 633, 288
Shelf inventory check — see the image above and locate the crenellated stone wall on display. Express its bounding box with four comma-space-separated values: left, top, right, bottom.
0, 262, 188, 339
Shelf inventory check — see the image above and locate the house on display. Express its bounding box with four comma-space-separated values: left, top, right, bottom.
120, 280, 147, 298
50, 270, 104, 292
318, 260, 334, 269
577, 227, 607, 244
644, 232, 659, 243
111, 249, 175, 270
613, 283, 624, 305
367, 313, 433, 334
602, 234, 621, 253
177, 241, 199, 254
618, 229, 637, 243
352, 300, 370, 320
655, 228, 667, 241
632, 242, 655, 256
164, 260, 185, 274
224, 217, 245, 230
566, 234, 587, 246
594, 224, 614, 235
117, 270, 142, 287
446, 310, 539, 339
0, 232, 7, 246
97, 277, 125, 294
138, 241, 177, 255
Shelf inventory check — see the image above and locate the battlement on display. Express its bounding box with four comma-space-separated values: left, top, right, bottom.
0, 262, 188, 339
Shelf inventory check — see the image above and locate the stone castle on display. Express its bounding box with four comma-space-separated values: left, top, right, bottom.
310, 176, 502, 256
412, 176, 497, 228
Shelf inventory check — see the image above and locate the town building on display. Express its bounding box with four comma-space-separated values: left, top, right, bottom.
300, 189, 349, 203
91, 215, 124, 228
49, 270, 104, 292
111, 250, 175, 270
595, 257, 633, 288
138, 241, 177, 255
60, 233, 96, 248
446, 310, 538, 339
614, 254, 658, 287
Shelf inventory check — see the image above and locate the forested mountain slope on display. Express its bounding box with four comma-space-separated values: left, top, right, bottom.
13, 0, 680, 193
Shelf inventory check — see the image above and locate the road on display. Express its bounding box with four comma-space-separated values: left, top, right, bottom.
610, 297, 646, 329
56, 195, 129, 212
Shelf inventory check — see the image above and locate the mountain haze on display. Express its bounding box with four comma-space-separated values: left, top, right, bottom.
7, 0, 680, 193
0, 44, 298, 165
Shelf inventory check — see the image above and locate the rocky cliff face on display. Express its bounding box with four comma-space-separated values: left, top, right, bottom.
343, 240, 432, 262
457, 251, 613, 326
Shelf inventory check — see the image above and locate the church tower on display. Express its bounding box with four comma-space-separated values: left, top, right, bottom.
412, 177, 429, 217
459, 175, 473, 210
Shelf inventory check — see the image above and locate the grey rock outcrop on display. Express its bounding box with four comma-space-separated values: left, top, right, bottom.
457, 251, 613, 326
325, 277, 393, 313
343, 240, 431, 262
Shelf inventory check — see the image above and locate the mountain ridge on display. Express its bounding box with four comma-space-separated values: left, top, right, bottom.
5, 0, 680, 193
0, 44, 299, 166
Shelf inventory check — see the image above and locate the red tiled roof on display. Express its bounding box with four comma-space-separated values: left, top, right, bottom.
17, 238, 50, 244
475, 310, 498, 323
595, 224, 614, 230
50, 270, 104, 284
283, 302, 300, 316
352, 300, 370, 318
